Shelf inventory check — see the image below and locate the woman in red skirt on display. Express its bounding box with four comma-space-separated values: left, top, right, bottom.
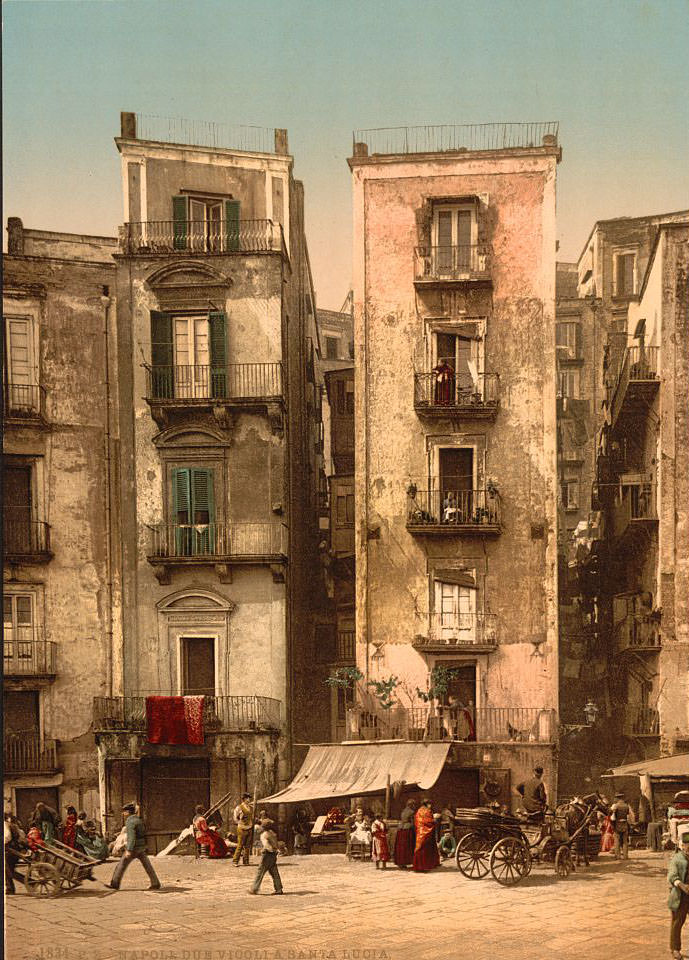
393, 799, 416, 868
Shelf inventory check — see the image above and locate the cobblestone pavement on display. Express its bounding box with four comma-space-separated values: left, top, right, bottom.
5, 850, 674, 960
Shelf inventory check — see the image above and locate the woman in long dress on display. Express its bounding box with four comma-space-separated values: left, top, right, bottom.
371, 816, 389, 869
413, 799, 440, 872
61, 806, 78, 848
393, 799, 416, 868
192, 805, 228, 858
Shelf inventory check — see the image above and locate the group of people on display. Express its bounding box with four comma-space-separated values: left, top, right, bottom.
344, 798, 443, 873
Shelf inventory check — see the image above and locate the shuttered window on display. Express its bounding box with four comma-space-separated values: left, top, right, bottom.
208, 311, 227, 397
150, 312, 173, 398
172, 195, 188, 250
225, 200, 240, 252
171, 468, 215, 555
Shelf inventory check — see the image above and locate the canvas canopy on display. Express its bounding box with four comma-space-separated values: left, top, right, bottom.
260, 741, 452, 804
602, 754, 689, 778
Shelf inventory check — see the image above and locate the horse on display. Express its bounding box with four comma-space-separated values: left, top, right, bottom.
555, 792, 609, 866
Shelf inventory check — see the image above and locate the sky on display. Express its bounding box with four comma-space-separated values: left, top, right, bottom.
3, 0, 689, 309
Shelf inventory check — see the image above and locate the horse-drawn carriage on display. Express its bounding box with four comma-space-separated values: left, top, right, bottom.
453, 793, 607, 886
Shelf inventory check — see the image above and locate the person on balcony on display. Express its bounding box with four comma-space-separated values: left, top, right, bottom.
442, 491, 458, 524
393, 798, 416, 869
433, 361, 455, 406
193, 804, 228, 859
412, 799, 440, 872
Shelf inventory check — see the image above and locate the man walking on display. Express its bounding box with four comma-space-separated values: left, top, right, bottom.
610, 792, 630, 861
668, 834, 689, 959
249, 818, 283, 895
233, 792, 253, 867
106, 803, 161, 891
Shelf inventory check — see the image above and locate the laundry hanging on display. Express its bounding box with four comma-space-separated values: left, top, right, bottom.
146, 696, 205, 745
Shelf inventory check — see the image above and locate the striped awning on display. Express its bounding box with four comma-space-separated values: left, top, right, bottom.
260, 741, 451, 804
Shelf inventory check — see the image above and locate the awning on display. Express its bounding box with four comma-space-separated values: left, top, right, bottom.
260, 741, 452, 804
602, 754, 689, 778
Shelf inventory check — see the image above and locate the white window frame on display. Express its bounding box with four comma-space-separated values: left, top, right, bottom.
3, 312, 39, 412
563, 478, 580, 511
432, 203, 478, 248
558, 369, 580, 399
434, 580, 477, 641
556, 322, 579, 360
3, 593, 37, 660
613, 249, 637, 297
173, 314, 211, 398
188, 197, 223, 253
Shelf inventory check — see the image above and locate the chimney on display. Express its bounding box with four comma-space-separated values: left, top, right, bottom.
274, 129, 289, 155
353, 142, 369, 158
7, 217, 24, 255
120, 112, 137, 139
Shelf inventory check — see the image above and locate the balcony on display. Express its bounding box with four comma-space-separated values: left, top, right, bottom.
144, 363, 284, 430
93, 695, 281, 734
337, 630, 356, 662
146, 521, 287, 584
412, 613, 498, 653
407, 488, 501, 536
614, 599, 661, 655
3, 517, 53, 564
4, 641, 57, 680
119, 219, 283, 256
414, 372, 499, 420
3, 383, 48, 426
414, 244, 491, 285
610, 346, 660, 430
611, 482, 657, 543
623, 705, 660, 738
3, 734, 59, 774
345, 706, 556, 744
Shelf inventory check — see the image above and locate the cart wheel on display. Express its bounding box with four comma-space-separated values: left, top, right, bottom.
555, 845, 573, 878
489, 837, 531, 886
26, 862, 62, 898
455, 832, 491, 880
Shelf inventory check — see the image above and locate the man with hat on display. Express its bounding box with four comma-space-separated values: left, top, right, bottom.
232, 792, 254, 866
668, 833, 689, 959
249, 818, 283, 895
515, 766, 547, 818
610, 792, 630, 861
106, 803, 161, 891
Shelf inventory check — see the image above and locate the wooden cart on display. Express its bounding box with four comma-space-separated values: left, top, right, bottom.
24, 839, 99, 897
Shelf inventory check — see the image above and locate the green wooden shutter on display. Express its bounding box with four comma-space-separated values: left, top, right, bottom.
172, 468, 191, 555
173, 195, 188, 250
224, 200, 240, 252
150, 312, 173, 397
208, 312, 227, 398
191, 468, 215, 554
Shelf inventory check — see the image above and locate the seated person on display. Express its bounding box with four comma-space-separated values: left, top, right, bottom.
26, 822, 45, 851
349, 807, 372, 845
76, 820, 109, 861
291, 809, 311, 855
515, 766, 547, 821
192, 804, 228, 859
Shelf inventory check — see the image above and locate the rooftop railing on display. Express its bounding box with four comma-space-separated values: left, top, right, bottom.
414, 244, 491, 281
4, 734, 59, 774
145, 363, 283, 402
119, 219, 282, 255
353, 122, 559, 156
133, 114, 280, 154
147, 521, 287, 561
3, 640, 57, 677
93, 695, 281, 733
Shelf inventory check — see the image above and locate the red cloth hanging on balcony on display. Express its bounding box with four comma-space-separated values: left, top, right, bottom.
146, 696, 205, 745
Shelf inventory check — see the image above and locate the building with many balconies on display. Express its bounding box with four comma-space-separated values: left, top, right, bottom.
347, 123, 561, 809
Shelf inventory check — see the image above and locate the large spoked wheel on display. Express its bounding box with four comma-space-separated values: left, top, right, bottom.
489, 837, 531, 886
26, 862, 62, 898
455, 831, 492, 879
555, 845, 573, 878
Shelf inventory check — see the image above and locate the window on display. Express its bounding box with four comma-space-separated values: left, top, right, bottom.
171, 468, 215, 555
434, 581, 476, 641
433, 332, 480, 399
3, 315, 38, 412
4, 594, 35, 660
614, 252, 636, 297
556, 322, 581, 360
4, 463, 33, 553
345, 379, 354, 415
172, 196, 240, 253
181, 637, 215, 696
336, 493, 355, 526
325, 336, 340, 360
150, 311, 227, 399
558, 369, 579, 399
438, 447, 475, 522
562, 479, 580, 511
433, 204, 477, 273
335, 378, 352, 415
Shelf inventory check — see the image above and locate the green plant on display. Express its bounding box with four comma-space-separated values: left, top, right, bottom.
324, 666, 363, 688
416, 664, 461, 703
367, 675, 400, 710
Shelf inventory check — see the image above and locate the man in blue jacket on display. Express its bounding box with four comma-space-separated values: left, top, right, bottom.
106, 803, 161, 891
668, 834, 689, 959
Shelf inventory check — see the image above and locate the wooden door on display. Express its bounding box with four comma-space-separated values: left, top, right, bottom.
181, 637, 215, 697
142, 758, 210, 853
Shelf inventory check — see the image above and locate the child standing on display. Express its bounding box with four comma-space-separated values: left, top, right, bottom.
249, 818, 283, 895
371, 815, 389, 869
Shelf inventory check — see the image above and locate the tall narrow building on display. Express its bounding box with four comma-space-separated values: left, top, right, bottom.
348, 123, 561, 806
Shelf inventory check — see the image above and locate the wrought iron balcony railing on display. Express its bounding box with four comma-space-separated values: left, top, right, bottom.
93, 695, 281, 733
3, 640, 57, 677
145, 363, 284, 402
413, 613, 498, 651
4, 734, 59, 774
414, 371, 499, 415
407, 488, 501, 532
624, 705, 660, 738
119, 219, 283, 255
610, 345, 660, 428
3, 383, 47, 422
3, 517, 52, 562
611, 482, 657, 540
147, 521, 287, 561
345, 706, 556, 744
414, 244, 491, 282
337, 630, 356, 662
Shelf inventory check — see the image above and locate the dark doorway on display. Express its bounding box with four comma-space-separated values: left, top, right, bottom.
4, 690, 39, 734
4, 464, 32, 552
181, 637, 215, 696
445, 663, 477, 709
438, 448, 474, 523
15, 786, 59, 830
142, 758, 210, 853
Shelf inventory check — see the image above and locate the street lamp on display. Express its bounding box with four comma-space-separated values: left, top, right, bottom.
583, 700, 599, 725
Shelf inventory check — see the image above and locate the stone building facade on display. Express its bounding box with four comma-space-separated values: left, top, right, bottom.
348, 124, 561, 809
3, 221, 121, 827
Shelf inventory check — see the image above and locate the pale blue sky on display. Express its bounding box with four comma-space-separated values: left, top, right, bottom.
3, 0, 688, 308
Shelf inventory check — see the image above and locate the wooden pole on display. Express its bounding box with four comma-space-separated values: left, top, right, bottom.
385, 774, 391, 819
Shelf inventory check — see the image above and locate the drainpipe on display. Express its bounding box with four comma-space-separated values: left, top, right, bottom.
101, 290, 114, 697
